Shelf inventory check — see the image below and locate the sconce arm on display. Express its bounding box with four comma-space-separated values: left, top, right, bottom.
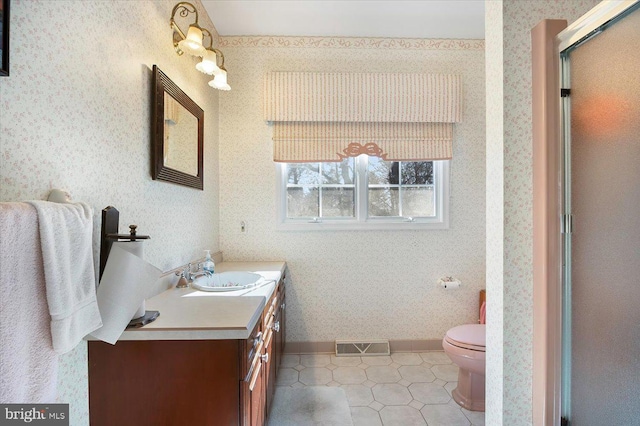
170, 2, 200, 43
213, 49, 226, 69
170, 2, 199, 25
200, 28, 226, 69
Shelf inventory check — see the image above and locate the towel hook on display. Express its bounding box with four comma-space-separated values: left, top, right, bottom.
47, 189, 72, 203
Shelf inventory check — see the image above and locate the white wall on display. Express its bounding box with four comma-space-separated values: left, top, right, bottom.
218, 36, 486, 344
0, 1, 220, 424
485, 0, 601, 424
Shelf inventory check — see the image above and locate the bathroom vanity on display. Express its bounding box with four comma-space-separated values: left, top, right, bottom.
88, 261, 287, 426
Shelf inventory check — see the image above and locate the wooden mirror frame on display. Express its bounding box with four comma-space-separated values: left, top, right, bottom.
152, 65, 204, 190
0, 0, 10, 76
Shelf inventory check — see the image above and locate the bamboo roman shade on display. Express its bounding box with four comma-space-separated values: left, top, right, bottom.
264, 72, 462, 162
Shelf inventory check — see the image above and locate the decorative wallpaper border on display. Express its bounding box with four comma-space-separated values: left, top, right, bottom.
219, 36, 484, 50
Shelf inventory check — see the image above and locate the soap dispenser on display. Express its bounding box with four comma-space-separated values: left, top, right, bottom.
203, 250, 215, 274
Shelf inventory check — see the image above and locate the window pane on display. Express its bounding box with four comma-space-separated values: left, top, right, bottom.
287, 187, 319, 218
287, 163, 320, 185
402, 187, 435, 217
368, 157, 399, 185
368, 188, 399, 217
401, 162, 433, 185
322, 159, 355, 184
322, 188, 355, 217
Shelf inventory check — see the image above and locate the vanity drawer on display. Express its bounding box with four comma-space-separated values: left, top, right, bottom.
244, 320, 263, 375
265, 288, 279, 320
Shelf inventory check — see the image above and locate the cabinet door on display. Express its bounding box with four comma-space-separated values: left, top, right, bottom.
264, 324, 276, 416
249, 365, 265, 426
274, 304, 283, 372
280, 292, 286, 360
89, 340, 240, 426
242, 322, 265, 426
244, 341, 266, 426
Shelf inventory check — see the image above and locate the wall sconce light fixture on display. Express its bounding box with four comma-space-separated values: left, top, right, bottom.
170, 2, 230, 91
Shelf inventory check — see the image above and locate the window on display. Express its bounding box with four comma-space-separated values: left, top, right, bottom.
277, 156, 449, 230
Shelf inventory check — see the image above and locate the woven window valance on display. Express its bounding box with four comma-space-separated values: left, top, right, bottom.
264, 72, 462, 162
273, 122, 453, 163
264, 72, 462, 123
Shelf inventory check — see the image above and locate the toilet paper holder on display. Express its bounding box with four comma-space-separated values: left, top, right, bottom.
99, 206, 150, 280
438, 276, 462, 289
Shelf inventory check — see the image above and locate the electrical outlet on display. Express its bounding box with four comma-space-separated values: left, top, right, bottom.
240, 220, 247, 233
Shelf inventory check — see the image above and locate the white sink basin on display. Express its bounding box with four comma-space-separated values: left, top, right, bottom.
191, 271, 266, 292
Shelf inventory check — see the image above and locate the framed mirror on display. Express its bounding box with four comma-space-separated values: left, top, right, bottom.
152, 65, 204, 189
1, 0, 9, 76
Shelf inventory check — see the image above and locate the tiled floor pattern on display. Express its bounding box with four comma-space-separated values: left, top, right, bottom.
274, 352, 485, 426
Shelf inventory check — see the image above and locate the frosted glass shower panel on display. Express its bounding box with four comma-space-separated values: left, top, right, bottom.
568, 6, 640, 425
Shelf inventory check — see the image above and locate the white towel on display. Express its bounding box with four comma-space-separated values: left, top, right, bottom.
0, 202, 58, 403
26, 200, 103, 354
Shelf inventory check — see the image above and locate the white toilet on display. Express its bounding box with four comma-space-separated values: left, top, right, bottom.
442, 323, 486, 411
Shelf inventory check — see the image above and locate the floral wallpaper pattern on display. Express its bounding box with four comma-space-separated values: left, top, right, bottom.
485, 1, 601, 424
220, 36, 484, 50
218, 38, 486, 345
484, 1, 505, 424
0, 1, 220, 424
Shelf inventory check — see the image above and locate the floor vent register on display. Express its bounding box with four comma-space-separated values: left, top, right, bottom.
335, 339, 390, 356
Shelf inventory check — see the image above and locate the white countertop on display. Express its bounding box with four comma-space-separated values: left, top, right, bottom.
115, 261, 286, 341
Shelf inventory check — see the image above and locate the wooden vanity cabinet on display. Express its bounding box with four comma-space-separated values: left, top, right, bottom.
89, 274, 286, 426
88, 339, 243, 425
263, 283, 278, 416
248, 272, 287, 424
276, 278, 286, 366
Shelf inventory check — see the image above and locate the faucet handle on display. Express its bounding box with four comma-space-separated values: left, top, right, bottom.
175, 268, 189, 289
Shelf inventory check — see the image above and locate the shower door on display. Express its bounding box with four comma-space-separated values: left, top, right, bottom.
560, 3, 640, 425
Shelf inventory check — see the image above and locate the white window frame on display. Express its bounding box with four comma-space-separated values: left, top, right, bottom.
276, 157, 450, 231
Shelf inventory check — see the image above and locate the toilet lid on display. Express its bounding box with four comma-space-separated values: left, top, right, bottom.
445, 324, 486, 352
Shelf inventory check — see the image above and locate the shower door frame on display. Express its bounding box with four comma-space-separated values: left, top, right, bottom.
532, 0, 639, 424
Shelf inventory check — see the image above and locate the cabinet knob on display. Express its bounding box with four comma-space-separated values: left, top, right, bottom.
261, 353, 269, 363
253, 332, 263, 347
272, 321, 280, 333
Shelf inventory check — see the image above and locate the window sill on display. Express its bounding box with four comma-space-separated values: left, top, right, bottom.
276, 220, 449, 232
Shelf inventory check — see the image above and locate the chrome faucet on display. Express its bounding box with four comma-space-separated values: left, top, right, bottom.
186, 263, 213, 281
174, 263, 212, 289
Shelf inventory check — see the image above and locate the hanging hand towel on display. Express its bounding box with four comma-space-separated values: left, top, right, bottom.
27, 201, 103, 354
0, 203, 58, 403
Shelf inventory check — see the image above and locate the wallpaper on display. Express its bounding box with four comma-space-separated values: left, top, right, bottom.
220, 36, 485, 50
0, 1, 220, 424
486, 0, 601, 424
484, 1, 505, 424
218, 38, 486, 344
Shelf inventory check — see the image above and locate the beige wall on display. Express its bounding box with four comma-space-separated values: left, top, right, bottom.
485, 1, 601, 424
0, 1, 220, 424
218, 37, 486, 344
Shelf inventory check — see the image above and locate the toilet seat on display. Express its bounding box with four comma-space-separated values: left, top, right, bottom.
445, 324, 486, 352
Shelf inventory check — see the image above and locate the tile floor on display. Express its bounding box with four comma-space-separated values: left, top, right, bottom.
274, 352, 485, 426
